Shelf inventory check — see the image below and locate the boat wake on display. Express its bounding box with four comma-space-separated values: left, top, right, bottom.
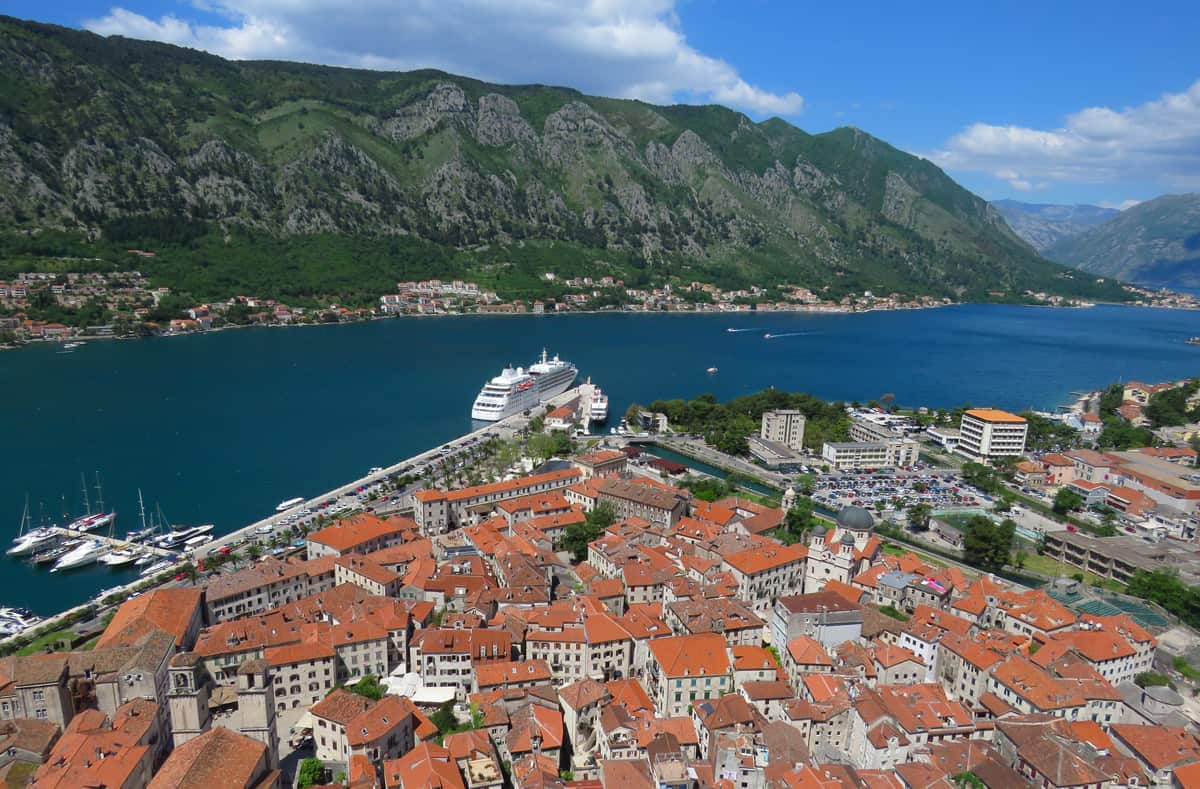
726, 328, 764, 333
763, 332, 811, 340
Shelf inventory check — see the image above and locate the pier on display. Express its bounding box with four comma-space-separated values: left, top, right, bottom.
43, 527, 178, 559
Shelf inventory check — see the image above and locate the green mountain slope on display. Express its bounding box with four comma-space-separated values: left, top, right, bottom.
1045, 194, 1200, 288
0, 16, 1125, 303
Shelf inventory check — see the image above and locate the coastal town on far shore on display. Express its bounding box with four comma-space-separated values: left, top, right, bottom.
1, 262, 1196, 346
2, 364, 1200, 789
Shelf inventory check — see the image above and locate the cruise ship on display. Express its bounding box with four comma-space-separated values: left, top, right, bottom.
470, 350, 577, 422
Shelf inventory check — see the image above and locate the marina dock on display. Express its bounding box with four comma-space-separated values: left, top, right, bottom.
42, 527, 179, 559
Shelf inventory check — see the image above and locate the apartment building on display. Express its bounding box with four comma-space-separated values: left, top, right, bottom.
957, 408, 1028, 462
524, 614, 633, 683
264, 642, 337, 712
412, 469, 583, 535
204, 556, 338, 622
761, 410, 807, 452
409, 629, 512, 698
822, 439, 919, 470
720, 543, 807, 616
647, 633, 733, 717
306, 514, 414, 559
596, 478, 691, 527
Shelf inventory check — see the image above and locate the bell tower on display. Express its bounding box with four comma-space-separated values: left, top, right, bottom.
236, 659, 279, 767
167, 652, 211, 747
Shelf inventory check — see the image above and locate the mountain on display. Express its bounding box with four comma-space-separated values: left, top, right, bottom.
991, 200, 1119, 251
1045, 194, 1200, 288
0, 16, 1125, 304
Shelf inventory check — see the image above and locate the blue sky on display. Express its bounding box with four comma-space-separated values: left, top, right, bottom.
9, 1, 1200, 207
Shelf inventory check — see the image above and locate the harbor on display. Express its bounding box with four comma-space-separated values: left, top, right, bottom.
0, 384, 586, 646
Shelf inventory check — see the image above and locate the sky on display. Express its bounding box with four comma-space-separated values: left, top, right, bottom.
8, 1, 1200, 208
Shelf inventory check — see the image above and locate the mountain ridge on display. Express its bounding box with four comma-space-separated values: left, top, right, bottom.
1045, 194, 1200, 289
0, 16, 1125, 303
991, 200, 1119, 251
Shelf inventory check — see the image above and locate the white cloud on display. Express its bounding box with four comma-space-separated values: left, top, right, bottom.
84, 1, 803, 117
929, 79, 1200, 190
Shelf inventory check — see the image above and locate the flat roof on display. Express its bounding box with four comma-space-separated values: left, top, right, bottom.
964, 408, 1027, 424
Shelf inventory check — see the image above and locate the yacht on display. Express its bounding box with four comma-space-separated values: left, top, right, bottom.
32, 540, 78, 565
157, 524, 214, 549
99, 546, 141, 567
139, 559, 174, 577
51, 540, 108, 572
589, 385, 609, 423
8, 496, 58, 556
276, 497, 305, 512
470, 349, 577, 421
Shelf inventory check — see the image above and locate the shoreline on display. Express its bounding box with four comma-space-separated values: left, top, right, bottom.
5, 296, 1197, 354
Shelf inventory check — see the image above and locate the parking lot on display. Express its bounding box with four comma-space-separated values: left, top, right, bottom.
813, 469, 984, 514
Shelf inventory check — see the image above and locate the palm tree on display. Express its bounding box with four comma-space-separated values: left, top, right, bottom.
182, 563, 199, 586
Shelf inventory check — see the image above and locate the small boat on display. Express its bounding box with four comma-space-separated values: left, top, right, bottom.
139, 559, 174, 577
32, 540, 79, 565
134, 552, 159, 566
100, 547, 141, 567
763, 333, 774, 339
276, 497, 305, 512
183, 534, 213, 551
368, 467, 383, 475
706, 367, 719, 374
1188, 336, 1200, 346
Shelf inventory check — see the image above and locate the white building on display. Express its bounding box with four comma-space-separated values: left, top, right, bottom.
957, 409, 1028, 462
822, 439, 919, 471
761, 410, 807, 452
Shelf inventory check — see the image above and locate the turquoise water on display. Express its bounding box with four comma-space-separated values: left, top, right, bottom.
1, 303, 1198, 613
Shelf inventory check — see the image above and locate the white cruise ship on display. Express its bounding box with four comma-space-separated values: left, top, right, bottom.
470, 350, 577, 422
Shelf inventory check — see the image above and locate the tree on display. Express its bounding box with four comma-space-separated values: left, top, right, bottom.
906, 503, 933, 531
297, 758, 325, 789
181, 563, 199, 585
348, 674, 385, 701
1053, 488, 1084, 515
562, 502, 616, 562
796, 474, 816, 496
782, 497, 818, 544
961, 515, 1015, 572
431, 700, 459, 735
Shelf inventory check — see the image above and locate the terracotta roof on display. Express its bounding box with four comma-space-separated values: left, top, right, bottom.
148, 726, 270, 789
308, 513, 408, 553
649, 633, 731, 677
445, 469, 582, 503
96, 588, 203, 649
1110, 724, 1200, 771
384, 742, 464, 789
347, 695, 419, 747
264, 641, 336, 666
311, 688, 377, 726
787, 636, 833, 667
723, 543, 807, 575
475, 660, 553, 688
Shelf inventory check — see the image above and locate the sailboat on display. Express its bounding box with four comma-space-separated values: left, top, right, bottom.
6, 496, 57, 556
65, 472, 116, 532
124, 490, 158, 542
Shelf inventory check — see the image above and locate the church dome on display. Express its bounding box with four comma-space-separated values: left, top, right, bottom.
837, 505, 874, 532
840, 531, 857, 546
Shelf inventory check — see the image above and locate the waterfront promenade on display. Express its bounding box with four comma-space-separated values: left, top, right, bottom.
0, 386, 583, 647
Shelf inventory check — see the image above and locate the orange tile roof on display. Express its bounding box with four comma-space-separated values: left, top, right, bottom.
147, 726, 269, 789
475, 660, 553, 688
384, 742, 464, 789
312, 688, 377, 725
308, 512, 408, 552
1110, 724, 1200, 771
990, 656, 1083, 711
264, 641, 336, 666
95, 587, 202, 649
347, 695, 421, 747
445, 469, 582, 503
787, 636, 832, 667
723, 543, 807, 575
649, 633, 731, 677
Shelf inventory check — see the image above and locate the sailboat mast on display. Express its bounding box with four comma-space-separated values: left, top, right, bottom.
138, 490, 147, 533
80, 472, 91, 516
17, 494, 29, 538
94, 472, 105, 514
